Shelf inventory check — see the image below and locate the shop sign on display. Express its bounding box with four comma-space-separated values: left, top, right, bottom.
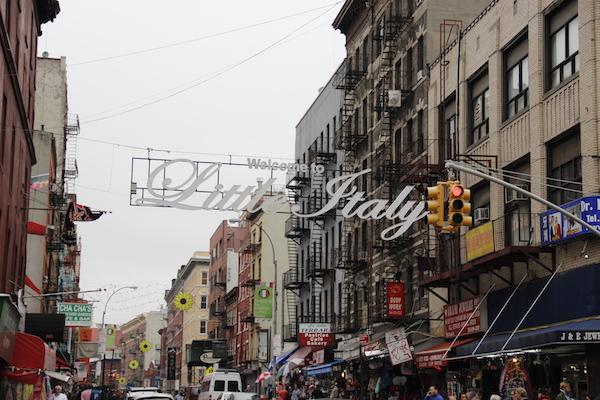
443, 297, 481, 338
559, 331, 600, 342
540, 195, 600, 246
199, 351, 221, 364
254, 283, 273, 319
359, 335, 369, 345
0, 295, 19, 362
134, 159, 429, 241
167, 347, 177, 380
386, 282, 405, 318
385, 328, 412, 365
465, 222, 494, 261
57, 302, 93, 326
415, 352, 448, 369
298, 323, 334, 348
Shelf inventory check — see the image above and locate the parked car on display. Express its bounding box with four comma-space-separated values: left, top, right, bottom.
130, 394, 173, 400
127, 388, 162, 400
198, 369, 242, 400
215, 393, 258, 400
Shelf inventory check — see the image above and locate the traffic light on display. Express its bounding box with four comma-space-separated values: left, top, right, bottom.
448, 184, 472, 227
426, 183, 445, 228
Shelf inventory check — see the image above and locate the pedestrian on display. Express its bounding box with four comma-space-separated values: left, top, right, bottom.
461, 394, 469, 400
538, 389, 551, 400
53, 386, 68, 400
312, 384, 324, 399
511, 388, 528, 400
175, 392, 184, 400
330, 385, 339, 399
557, 383, 574, 400
278, 384, 289, 400
490, 395, 502, 400
424, 386, 444, 400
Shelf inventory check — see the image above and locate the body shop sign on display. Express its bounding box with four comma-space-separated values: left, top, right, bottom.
386, 282, 405, 318
443, 298, 481, 338
298, 323, 334, 348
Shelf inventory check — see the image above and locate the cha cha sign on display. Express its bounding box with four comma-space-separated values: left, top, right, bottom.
134, 159, 428, 241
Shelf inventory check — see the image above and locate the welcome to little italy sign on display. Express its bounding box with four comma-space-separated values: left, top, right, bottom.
131, 158, 428, 241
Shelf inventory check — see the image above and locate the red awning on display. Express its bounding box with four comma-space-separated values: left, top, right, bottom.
11, 332, 56, 370
287, 347, 313, 367
415, 338, 475, 369
26, 222, 46, 236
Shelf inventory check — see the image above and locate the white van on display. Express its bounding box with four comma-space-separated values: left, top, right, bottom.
198, 369, 242, 400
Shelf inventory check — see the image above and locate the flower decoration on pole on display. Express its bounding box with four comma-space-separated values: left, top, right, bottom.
173, 292, 193, 311
118, 377, 127, 385
128, 360, 140, 370
139, 339, 153, 353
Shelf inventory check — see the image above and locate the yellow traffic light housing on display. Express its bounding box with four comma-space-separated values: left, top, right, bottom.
426, 183, 445, 228
448, 184, 472, 227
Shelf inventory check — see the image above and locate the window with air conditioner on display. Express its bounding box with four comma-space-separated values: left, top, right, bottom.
471, 182, 490, 227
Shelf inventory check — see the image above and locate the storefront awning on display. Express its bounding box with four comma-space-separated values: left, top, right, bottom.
454, 317, 600, 357
11, 332, 56, 370
275, 345, 299, 366
287, 346, 312, 367
306, 360, 345, 376
415, 338, 475, 369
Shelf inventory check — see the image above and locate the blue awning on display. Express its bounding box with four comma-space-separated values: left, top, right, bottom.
455, 317, 600, 357
276, 346, 299, 365
306, 360, 345, 376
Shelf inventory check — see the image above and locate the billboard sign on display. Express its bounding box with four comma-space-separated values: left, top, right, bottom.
443, 297, 481, 338
254, 283, 273, 319
540, 195, 600, 246
226, 250, 239, 293
386, 282, 405, 318
167, 347, 177, 380
465, 222, 494, 261
57, 302, 92, 327
298, 323, 334, 348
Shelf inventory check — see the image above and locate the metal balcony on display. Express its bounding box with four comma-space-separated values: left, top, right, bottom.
285, 216, 309, 239
283, 270, 306, 290
283, 324, 297, 342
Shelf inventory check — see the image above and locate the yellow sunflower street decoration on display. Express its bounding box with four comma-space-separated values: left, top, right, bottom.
139, 339, 153, 353
128, 360, 140, 370
118, 377, 127, 385
173, 292, 193, 311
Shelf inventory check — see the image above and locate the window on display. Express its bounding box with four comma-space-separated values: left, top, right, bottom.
472, 182, 490, 227
394, 61, 402, 90
362, 35, 369, 71
469, 70, 490, 145
417, 110, 424, 154
214, 380, 225, 392
505, 162, 531, 245
404, 119, 413, 155
548, 131, 582, 204
405, 48, 413, 88
9, 126, 15, 189
505, 36, 529, 118
375, 18, 384, 56
394, 129, 402, 162
439, 97, 456, 162
201, 271, 208, 285
417, 36, 424, 72
549, 2, 578, 88
200, 320, 206, 334
361, 159, 367, 191
200, 295, 207, 309
227, 381, 239, 392
1, 94, 6, 165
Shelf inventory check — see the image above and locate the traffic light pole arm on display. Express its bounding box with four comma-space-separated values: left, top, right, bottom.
445, 160, 600, 238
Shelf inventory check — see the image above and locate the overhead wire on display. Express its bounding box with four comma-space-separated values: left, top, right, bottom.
70, 2, 342, 67
80, 3, 340, 125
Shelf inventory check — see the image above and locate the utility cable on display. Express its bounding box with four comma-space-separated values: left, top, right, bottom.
80, 4, 339, 124
70, 2, 342, 66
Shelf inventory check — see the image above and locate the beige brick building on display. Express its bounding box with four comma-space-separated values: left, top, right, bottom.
422, 0, 600, 393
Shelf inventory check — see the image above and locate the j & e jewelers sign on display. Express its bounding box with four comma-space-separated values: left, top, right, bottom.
134, 159, 428, 241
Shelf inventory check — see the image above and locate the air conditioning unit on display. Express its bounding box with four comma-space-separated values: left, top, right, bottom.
416, 69, 424, 81
388, 90, 403, 108
505, 185, 528, 203
358, 251, 368, 261
474, 207, 490, 224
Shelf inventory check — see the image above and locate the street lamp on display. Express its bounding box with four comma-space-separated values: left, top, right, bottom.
229, 218, 280, 361
100, 285, 137, 386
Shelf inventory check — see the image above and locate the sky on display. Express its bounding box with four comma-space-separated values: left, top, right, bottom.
40, 0, 346, 324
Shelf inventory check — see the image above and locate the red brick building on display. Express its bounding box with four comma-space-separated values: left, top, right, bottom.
0, 0, 59, 295
208, 221, 247, 340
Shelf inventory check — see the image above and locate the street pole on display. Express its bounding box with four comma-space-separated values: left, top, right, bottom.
445, 160, 600, 238
100, 286, 137, 386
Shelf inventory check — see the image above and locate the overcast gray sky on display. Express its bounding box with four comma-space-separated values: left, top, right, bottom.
40, 0, 346, 324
